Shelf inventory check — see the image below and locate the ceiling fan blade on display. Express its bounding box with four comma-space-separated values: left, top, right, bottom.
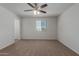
33, 3, 37, 7
24, 9, 33, 11
40, 10, 47, 13
27, 3, 35, 8
40, 4, 47, 8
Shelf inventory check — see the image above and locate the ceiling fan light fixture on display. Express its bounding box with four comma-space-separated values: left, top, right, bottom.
34, 10, 40, 15
37, 11, 40, 14
34, 10, 37, 15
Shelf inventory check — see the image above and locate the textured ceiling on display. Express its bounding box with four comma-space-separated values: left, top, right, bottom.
0, 3, 73, 17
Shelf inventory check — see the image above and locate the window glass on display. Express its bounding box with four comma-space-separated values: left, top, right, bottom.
36, 20, 47, 31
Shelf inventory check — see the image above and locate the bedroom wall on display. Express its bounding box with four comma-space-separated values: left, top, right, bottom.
57, 4, 79, 54
0, 6, 19, 49
21, 17, 57, 40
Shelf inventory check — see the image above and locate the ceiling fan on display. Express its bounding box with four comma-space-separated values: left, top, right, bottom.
24, 3, 48, 15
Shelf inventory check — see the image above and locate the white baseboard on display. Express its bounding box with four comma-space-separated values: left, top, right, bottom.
21, 38, 57, 40
0, 40, 15, 50
58, 39, 79, 55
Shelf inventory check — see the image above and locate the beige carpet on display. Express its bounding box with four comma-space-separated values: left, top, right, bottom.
0, 40, 78, 56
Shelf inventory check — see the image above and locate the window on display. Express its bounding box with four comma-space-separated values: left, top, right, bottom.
36, 20, 47, 31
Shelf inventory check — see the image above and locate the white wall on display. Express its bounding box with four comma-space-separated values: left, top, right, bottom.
21, 17, 57, 40
57, 4, 79, 54
0, 6, 19, 49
